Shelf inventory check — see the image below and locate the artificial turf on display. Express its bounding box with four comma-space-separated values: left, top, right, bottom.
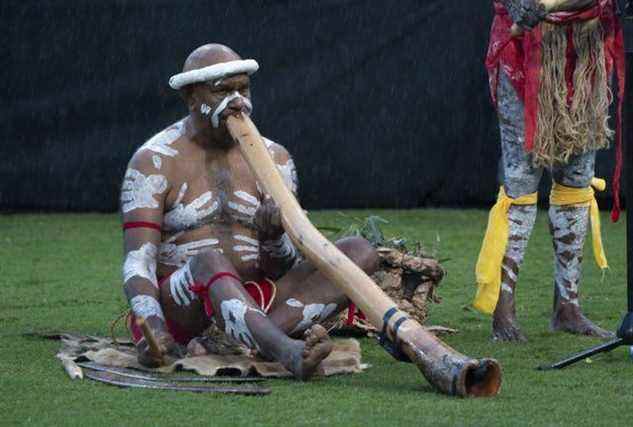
0, 209, 631, 426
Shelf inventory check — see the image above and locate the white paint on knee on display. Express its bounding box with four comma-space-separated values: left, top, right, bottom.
130, 295, 165, 321
139, 120, 183, 157
220, 298, 262, 350
169, 261, 197, 307
121, 169, 168, 213
123, 242, 158, 288
288, 300, 338, 335
158, 233, 221, 267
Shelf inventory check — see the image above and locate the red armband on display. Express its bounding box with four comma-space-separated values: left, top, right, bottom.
123, 221, 162, 232
190, 272, 242, 317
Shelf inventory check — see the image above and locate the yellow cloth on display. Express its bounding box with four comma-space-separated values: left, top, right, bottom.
549, 178, 608, 271
473, 187, 538, 314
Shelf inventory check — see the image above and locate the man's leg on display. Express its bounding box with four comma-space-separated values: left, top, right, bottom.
493, 72, 543, 342
266, 236, 379, 336
549, 151, 613, 338
159, 250, 333, 380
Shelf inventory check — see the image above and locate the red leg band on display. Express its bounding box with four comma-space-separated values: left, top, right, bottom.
123, 221, 162, 232
190, 272, 242, 317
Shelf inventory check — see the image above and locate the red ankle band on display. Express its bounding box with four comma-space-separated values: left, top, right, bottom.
123, 221, 162, 232
190, 272, 242, 317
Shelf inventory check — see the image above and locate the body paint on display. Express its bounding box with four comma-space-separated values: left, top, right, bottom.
123, 242, 158, 288
152, 155, 162, 170
220, 298, 262, 350
200, 103, 212, 116
121, 169, 168, 213
228, 191, 260, 224
276, 158, 298, 194
169, 261, 197, 307
130, 295, 165, 321
285, 299, 337, 335
159, 233, 221, 267
211, 92, 253, 128
163, 184, 220, 231
168, 59, 259, 90
139, 120, 183, 157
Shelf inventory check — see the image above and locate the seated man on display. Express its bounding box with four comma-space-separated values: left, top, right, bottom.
120, 43, 378, 380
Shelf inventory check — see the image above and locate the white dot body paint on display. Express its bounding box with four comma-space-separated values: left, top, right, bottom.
139, 120, 183, 157
123, 242, 158, 288
211, 92, 253, 128
120, 169, 168, 213
158, 234, 221, 267
163, 184, 220, 232
276, 157, 298, 194
289, 301, 338, 335
285, 298, 304, 308
152, 155, 162, 170
168, 59, 259, 90
221, 298, 262, 350
169, 261, 197, 307
130, 295, 165, 321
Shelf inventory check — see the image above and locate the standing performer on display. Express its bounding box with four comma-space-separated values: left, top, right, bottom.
477, 0, 625, 341
120, 43, 378, 378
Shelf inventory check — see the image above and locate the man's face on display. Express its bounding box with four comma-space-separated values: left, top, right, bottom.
192, 73, 252, 131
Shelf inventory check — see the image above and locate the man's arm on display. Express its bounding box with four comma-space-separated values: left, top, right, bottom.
255, 143, 299, 279
120, 151, 178, 366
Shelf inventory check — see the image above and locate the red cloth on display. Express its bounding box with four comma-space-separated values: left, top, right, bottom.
486, 0, 625, 222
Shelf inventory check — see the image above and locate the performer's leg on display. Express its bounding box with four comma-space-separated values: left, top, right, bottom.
159, 250, 333, 379
549, 151, 613, 338
266, 236, 379, 336
493, 72, 542, 342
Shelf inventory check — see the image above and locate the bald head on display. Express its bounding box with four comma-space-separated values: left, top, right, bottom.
182, 44, 242, 73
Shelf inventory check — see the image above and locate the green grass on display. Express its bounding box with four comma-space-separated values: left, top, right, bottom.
0, 209, 631, 426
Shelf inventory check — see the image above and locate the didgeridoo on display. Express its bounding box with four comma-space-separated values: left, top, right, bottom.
227, 113, 501, 397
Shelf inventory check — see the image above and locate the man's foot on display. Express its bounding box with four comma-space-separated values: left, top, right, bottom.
288, 325, 333, 381
492, 316, 527, 342
550, 305, 614, 339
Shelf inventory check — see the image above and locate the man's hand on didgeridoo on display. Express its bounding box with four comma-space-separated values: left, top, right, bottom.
254, 196, 285, 240
136, 329, 186, 368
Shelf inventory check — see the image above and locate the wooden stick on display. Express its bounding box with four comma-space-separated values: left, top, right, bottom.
226, 113, 502, 397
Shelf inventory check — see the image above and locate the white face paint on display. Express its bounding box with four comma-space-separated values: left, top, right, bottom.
163, 184, 220, 232
169, 261, 197, 307
262, 233, 296, 260
139, 120, 183, 157
130, 295, 165, 321
120, 169, 167, 213
123, 243, 158, 287
211, 91, 253, 128
152, 155, 162, 170
221, 298, 262, 350
158, 233, 221, 267
287, 299, 338, 335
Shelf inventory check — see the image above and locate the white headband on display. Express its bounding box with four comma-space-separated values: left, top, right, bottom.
168, 59, 259, 90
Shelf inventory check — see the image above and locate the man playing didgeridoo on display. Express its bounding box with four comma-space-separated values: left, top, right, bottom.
476, 0, 625, 341
120, 43, 378, 378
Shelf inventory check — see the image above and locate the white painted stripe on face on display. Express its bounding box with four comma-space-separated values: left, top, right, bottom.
211, 92, 253, 128
123, 242, 158, 288
234, 234, 259, 246
120, 169, 168, 213
130, 295, 165, 321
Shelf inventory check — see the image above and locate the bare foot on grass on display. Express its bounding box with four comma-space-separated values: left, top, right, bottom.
290, 325, 333, 381
551, 305, 614, 339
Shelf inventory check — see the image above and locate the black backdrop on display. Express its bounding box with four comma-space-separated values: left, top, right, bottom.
2, 1, 631, 212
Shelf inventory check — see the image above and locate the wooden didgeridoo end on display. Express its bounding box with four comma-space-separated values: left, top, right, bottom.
225, 113, 501, 397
